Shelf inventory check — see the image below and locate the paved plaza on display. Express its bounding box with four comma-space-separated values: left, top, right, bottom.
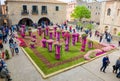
1, 29, 119, 81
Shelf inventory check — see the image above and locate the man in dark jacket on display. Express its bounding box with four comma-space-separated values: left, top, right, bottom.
100, 56, 110, 73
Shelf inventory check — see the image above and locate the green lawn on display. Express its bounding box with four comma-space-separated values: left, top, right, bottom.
24, 41, 95, 75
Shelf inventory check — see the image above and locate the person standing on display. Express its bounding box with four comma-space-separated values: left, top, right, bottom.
99, 34, 103, 42
89, 31, 92, 37
100, 56, 110, 73
14, 42, 19, 55
113, 57, 120, 74
106, 33, 112, 43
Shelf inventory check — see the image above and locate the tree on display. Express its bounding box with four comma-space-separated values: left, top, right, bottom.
71, 6, 91, 21
86, 24, 94, 30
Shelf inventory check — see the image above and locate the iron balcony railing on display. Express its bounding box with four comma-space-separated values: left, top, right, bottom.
21, 10, 29, 15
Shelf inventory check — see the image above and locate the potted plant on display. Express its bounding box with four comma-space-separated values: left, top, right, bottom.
82, 34, 88, 39
88, 40, 93, 48
5, 49, 10, 60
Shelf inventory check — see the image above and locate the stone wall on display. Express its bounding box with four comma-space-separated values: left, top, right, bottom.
7, 1, 67, 25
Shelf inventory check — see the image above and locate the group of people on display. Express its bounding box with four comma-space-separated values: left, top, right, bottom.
9, 37, 19, 56
0, 58, 12, 81
94, 30, 112, 43
0, 24, 20, 81
100, 56, 120, 78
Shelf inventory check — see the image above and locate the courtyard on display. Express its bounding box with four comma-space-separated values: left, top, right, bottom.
1, 0, 120, 81
3, 30, 120, 81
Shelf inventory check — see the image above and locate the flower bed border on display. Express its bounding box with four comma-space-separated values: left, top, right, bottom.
21, 47, 117, 79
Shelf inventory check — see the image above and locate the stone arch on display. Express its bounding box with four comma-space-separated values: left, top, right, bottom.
113, 28, 117, 34
38, 17, 50, 26
18, 18, 33, 26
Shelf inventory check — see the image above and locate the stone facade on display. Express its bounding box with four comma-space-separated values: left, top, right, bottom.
76, 1, 101, 24
67, 0, 76, 21
0, 4, 8, 26
6, 0, 67, 26
99, 0, 120, 35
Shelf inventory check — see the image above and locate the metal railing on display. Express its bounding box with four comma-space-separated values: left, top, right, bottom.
21, 10, 29, 15
32, 10, 38, 15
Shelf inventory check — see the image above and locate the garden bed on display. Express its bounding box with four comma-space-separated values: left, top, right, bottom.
17, 28, 115, 78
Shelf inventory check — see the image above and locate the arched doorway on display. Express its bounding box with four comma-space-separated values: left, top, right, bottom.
18, 18, 33, 26
38, 17, 50, 26
113, 28, 117, 34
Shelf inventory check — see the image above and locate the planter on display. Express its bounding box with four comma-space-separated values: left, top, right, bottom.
54, 43, 62, 60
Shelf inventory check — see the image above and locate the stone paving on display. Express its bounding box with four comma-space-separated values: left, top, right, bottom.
1, 28, 120, 81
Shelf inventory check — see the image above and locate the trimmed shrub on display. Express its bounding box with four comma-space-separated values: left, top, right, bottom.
5, 49, 10, 60
118, 32, 120, 36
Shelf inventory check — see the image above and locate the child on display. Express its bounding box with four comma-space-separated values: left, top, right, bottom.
14, 42, 19, 55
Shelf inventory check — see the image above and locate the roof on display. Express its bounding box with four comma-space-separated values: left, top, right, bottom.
6, 0, 67, 4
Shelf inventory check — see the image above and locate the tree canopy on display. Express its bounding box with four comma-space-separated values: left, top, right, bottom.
86, 23, 94, 30
71, 6, 91, 21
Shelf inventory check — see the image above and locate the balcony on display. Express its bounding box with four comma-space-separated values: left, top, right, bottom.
41, 11, 47, 15
21, 10, 29, 15
32, 10, 38, 15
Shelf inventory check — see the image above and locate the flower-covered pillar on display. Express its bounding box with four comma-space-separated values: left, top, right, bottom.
72, 34, 76, 46
76, 33, 79, 42
64, 32, 70, 51
30, 42, 35, 48
62, 31, 65, 38
73, 29, 76, 33
55, 43, 62, 60
46, 27, 49, 36
49, 32, 53, 39
41, 38, 47, 48
54, 27, 57, 37
47, 39, 54, 52
88, 40, 93, 49
81, 34, 87, 52
32, 34, 36, 39
38, 27, 42, 36
21, 25, 26, 38
56, 30, 61, 41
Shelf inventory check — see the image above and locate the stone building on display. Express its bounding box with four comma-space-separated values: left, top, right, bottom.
67, 0, 76, 21
6, 0, 67, 26
76, 0, 101, 24
99, 0, 120, 35
0, 2, 8, 26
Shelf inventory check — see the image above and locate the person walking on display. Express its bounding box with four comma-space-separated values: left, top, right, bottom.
113, 57, 120, 74
100, 56, 110, 73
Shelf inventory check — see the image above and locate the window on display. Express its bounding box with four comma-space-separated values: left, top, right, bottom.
22, 5, 29, 15
56, 6, 59, 11
23, 5, 27, 11
88, 6, 89, 8
32, 5, 38, 14
41, 6, 47, 14
95, 12, 97, 15
117, 9, 120, 16
107, 8, 111, 16
32, 5, 38, 11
